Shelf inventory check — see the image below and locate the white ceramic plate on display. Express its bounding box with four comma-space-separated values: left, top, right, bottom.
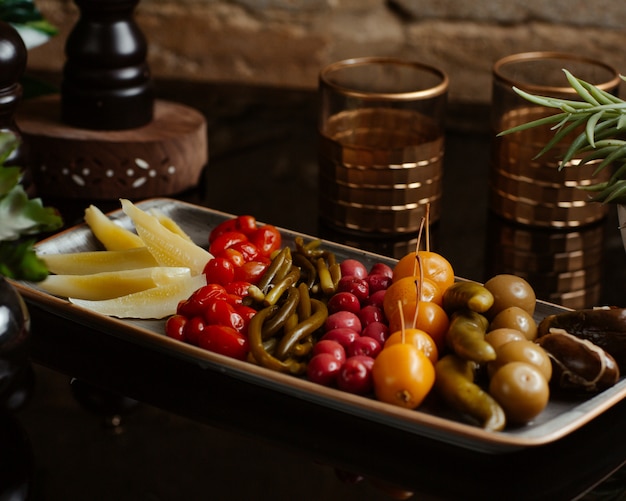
13, 198, 626, 453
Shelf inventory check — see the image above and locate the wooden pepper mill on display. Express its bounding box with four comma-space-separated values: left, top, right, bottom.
16, 0, 208, 200
61, 0, 154, 131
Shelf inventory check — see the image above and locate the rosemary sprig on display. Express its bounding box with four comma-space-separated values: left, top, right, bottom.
498, 69, 626, 203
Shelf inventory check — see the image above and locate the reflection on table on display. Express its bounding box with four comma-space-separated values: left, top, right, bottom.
485, 213, 606, 310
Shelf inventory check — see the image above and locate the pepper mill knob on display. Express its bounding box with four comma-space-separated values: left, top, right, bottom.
61, 0, 154, 130
0, 20, 28, 167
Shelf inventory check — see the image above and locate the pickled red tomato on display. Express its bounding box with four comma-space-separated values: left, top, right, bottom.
203, 300, 245, 332
183, 316, 205, 345
327, 292, 361, 315
165, 314, 187, 342
178, 283, 230, 317
203, 256, 236, 286
325, 311, 362, 334
197, 324, 249, 361
234, 304, 256, 336
233, 260, 268, 284
340, 259, 368, 279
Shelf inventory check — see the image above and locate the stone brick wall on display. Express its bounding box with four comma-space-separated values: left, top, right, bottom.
27, 0, 626, 105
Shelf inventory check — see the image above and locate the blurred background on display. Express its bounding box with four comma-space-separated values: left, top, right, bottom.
27, 0, 626, 106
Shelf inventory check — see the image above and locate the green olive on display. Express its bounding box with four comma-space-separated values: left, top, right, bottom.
490, 306, 538, 341
484, 328, 526, 350
488, 362, 550, 424
484, 274, 536, 318
487, 339, 552, 381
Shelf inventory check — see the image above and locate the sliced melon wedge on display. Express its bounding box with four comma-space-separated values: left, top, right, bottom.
121, 199, 212, 275
69, 273, 207, 319
39, 266, 192, 300
41, 247, 158, 275
149, 208, 193, 241
85, 204, 145, 250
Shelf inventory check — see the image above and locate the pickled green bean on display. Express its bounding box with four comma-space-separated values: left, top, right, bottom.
261, 286, 300, 340
316, 257, 335, 295
263, 267, 300, 306
291, 336, 313, 357
257, 246, 290, 293
284, 312, 299, 332
296, 282, 311, 320
292, 252, 317, 289
329, 262, 341, 289
248, 305, 306, 375
274, 299, 328, 360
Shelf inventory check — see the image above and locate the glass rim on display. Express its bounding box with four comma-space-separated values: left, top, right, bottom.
493, 51, 620, 93
319, 57, 449, 101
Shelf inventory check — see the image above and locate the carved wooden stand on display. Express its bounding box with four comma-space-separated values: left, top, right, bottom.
16, 0, 208, 200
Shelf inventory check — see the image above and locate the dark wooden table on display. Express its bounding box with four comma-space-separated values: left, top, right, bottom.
5, 74, 626, 500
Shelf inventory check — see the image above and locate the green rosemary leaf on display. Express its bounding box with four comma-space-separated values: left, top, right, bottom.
586, 111, 604, 147
565, 70, 601, 106
512, 87, 592, 111
579, 181, 608, 192
607, 160, 626, 183
561, 130, 594, 168
591, 139, 626, 148
535, 115, 587, 160
583, 83, 621, 106
500, 73, 626, 203
601, 180, 626, 203
604, 154, 626, 182
552, 113, 574, 131
575, 145, 618, 171
496, 113, 570, 136
564, 69, 623, 106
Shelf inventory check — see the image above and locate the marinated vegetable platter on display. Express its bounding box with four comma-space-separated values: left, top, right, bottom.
13, 198, 626, 453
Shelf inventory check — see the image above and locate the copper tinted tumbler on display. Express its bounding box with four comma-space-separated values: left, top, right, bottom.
490, 52, 620, 228
318, 57, 448, 235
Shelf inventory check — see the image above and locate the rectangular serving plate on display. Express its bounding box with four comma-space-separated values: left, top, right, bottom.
13, 198, 626, 454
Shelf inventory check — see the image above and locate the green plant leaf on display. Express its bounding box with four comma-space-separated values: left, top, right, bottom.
0, 130, 62, 280
0, 164, 20, 196
0, 183, 61, 241
0, 0, 58, 35
0, 238, 49, 281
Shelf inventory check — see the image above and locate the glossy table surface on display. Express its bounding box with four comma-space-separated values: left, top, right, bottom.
4, 74, 626, 500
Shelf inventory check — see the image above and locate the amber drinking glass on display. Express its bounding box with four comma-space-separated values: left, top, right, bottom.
318, 57, 448, 235
489, 52, 620, 228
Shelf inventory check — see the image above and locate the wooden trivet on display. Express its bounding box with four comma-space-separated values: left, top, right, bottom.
16, 94, 208, 200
